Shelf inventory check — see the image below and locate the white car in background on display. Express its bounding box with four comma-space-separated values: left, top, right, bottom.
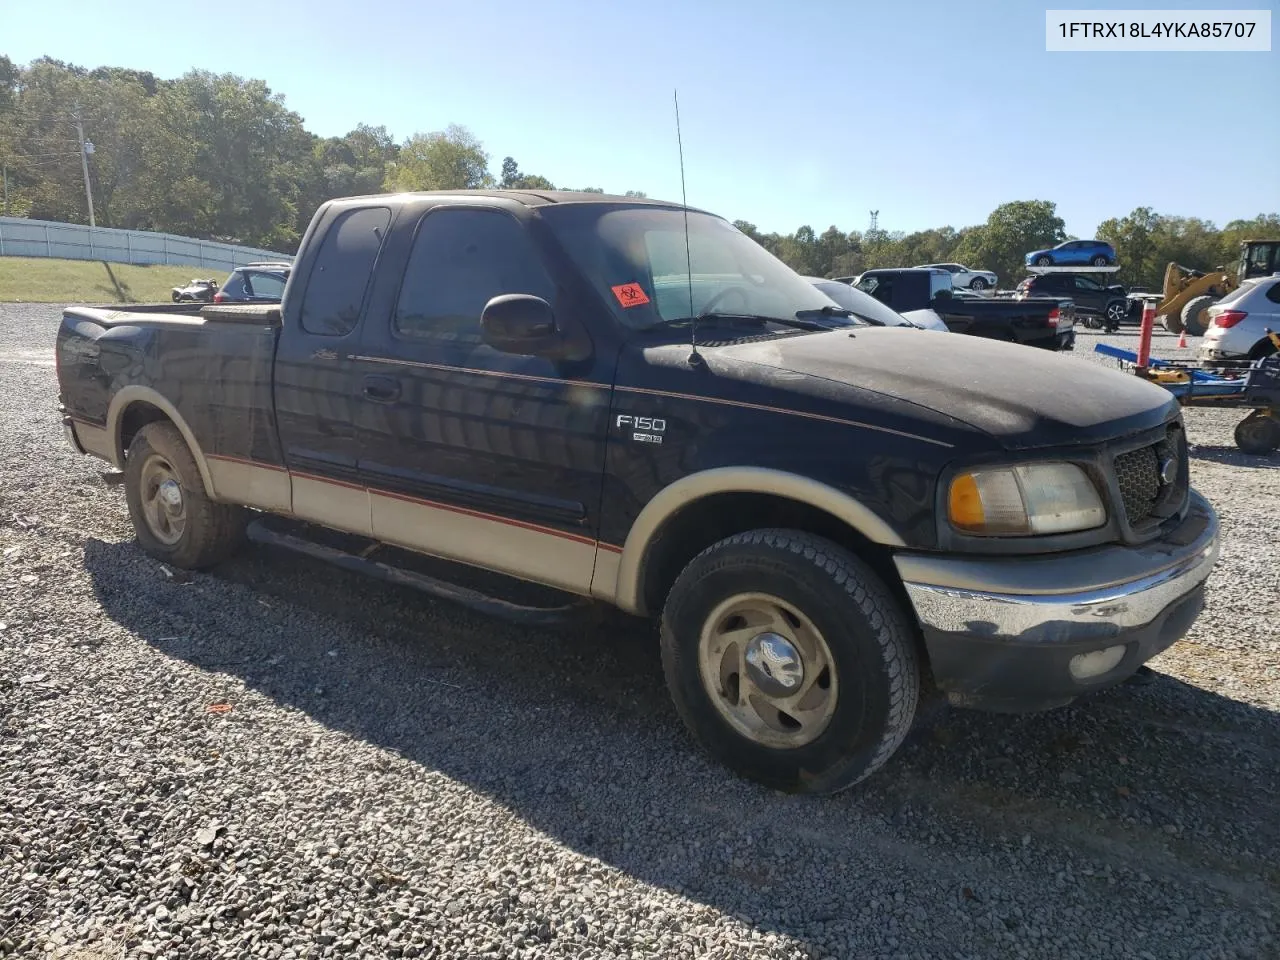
805, 276, 950, 332
1198, 273, 1280, 367
915, 262, 998, 291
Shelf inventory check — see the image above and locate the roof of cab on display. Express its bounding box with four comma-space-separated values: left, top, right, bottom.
324, 188, 707, 215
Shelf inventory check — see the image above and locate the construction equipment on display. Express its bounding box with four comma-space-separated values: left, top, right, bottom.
1156, 239, 1280, 337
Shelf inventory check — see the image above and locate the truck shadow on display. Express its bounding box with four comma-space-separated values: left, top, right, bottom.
1189, 445, 1280, 469
80, 537, 1280, 947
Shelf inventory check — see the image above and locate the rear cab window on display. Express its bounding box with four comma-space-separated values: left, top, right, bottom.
300, 206, 391, 336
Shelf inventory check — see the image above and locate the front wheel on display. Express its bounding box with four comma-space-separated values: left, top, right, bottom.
660, 529, 920, 794
1035, 256, 1052, 267
969, 277, 987, 291
1104, 299, 1127, 330
124, 422, 247, 569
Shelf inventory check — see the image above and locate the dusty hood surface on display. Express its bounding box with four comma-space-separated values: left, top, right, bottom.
715, 327, 1179, 449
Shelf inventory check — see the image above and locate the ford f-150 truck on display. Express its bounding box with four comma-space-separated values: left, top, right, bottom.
56, 190, 1219, 794
854, 268, 1076, 349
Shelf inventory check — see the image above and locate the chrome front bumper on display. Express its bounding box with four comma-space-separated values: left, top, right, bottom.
893, 491, 1219, 710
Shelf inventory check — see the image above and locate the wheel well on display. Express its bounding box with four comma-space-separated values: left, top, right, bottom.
117, 401, 171, 461
1249, 337, 1279, 360
637, 492, 910, 620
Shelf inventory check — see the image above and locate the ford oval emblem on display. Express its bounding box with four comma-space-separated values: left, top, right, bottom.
1159, 457, 1177, 484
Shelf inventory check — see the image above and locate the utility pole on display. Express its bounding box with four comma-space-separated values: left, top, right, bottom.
73, 103, 95, 227
2, 165, 8, 217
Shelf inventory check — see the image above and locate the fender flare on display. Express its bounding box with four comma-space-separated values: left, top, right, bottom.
608, 466, 906, 615
106, 386, 216, 497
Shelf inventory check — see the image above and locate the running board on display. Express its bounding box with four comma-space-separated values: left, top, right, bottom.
245, 519, 602, 628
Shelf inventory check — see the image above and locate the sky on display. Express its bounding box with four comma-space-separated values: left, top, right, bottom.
3, 0, 1277, 239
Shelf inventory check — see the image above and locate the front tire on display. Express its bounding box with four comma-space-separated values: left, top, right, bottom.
969, 277, 987, 291
1104, 299, 1127, 330
660, 529, 920, 794
1161, 312, 1184, 335
1035, 256, 1052, 267
124, 422, 246, 569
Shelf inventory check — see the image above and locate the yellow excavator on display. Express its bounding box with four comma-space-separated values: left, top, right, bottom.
1157, 239, 1280, 336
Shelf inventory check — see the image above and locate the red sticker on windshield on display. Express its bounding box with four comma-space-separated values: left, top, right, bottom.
611, 283, 651, 308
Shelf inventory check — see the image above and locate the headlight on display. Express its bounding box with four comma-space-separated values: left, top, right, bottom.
948, 463, 1105, 536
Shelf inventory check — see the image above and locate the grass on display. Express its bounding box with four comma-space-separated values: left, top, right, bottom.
0, 256, 221, 303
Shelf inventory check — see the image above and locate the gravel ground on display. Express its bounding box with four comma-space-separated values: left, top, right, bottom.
1, 304, 1277, 960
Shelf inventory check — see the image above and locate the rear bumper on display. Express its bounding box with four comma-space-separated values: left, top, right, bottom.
894, 491, 1219, 712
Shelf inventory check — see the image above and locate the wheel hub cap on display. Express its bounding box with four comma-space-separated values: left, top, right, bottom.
697, 592, 839, 748
159, 479, 183, 510
744, 632, 804, 697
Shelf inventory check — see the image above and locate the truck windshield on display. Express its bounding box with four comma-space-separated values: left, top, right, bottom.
539, 204, 843, 330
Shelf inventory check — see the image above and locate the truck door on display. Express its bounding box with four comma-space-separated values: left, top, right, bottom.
352, 204, 614, 596
274, 204, 393, 535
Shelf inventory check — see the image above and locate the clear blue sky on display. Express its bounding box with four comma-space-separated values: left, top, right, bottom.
4, 0, 1276, 237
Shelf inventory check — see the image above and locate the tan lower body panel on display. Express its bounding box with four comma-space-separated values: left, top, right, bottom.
369, 489, 598, 596
72, 420, 115, 462
207, 455, 292, 513
194, 454, 611, 599
292, 473, 373, 537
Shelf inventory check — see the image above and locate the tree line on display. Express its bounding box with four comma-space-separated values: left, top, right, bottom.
1, 55, 1274, 289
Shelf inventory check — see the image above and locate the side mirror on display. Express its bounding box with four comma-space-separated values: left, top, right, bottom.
480, 294, 561, 356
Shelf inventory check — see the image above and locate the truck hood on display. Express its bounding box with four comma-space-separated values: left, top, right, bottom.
714, 327, 1179, 449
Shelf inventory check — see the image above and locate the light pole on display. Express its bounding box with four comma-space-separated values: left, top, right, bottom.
73, 103, 95, 227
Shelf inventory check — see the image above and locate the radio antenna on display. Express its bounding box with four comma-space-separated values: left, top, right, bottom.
674, 89, 703, 367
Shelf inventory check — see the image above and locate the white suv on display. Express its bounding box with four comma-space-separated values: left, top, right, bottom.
1198, 273, 1280, 367
916, 262, 998, 291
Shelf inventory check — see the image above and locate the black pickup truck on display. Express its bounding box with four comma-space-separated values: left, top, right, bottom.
854, 268, 1076, 349
56, 190, 1219, 794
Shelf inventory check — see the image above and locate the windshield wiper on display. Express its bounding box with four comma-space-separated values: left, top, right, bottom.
650, 312, 832, 332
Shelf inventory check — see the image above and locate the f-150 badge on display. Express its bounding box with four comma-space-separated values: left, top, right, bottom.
617, 414, 665, 444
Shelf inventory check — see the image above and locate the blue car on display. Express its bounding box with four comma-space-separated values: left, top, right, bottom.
1025, 240, 1116, 268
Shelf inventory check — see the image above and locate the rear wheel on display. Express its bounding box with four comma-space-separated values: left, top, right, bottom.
1234, 411, 1280, 455
660, 529, 920, 794
1180, 295, 1216, 337
1091, 255, 1110, 267
124, 422, 246, 569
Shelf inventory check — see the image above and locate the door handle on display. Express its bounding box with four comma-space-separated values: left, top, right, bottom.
362, 375, 401, 403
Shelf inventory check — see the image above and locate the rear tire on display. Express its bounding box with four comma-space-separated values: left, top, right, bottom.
1180, 295, 1216, 337
124, 422, 246, 569
1091, 255, 1110, 267
1234, 412, 1280, 455
659, 529, 920, 794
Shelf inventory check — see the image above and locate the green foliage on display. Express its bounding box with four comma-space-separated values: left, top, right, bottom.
384, 124, 493, 193
950, 200, 1066, 285
498, 156, 555, 190
1099, 209, 1280, 289
1, 55, 1273, 276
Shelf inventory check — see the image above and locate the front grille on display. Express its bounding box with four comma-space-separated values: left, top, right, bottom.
1111, 424, 1188, 530
1114, 444, 1160, 525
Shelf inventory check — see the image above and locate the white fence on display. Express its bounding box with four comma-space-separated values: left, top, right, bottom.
0, 217, 292, 272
